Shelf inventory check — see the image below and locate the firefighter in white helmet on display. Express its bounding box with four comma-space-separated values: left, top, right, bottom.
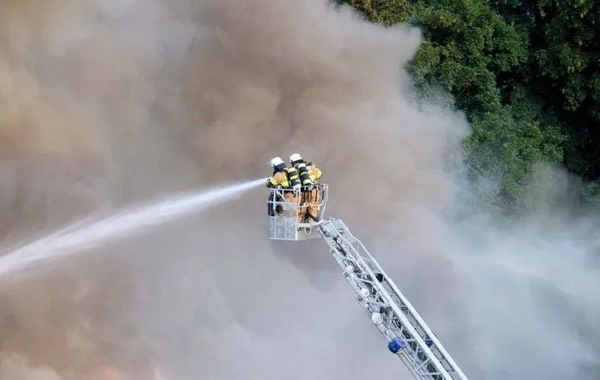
266, 156, 301, 217
289, 153, 322, 224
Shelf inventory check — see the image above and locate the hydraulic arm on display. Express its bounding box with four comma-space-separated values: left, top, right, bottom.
266, 184, 469, 379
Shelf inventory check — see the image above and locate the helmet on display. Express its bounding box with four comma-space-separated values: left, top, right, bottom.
268, 156, 285, 167
289, 153, 303, 163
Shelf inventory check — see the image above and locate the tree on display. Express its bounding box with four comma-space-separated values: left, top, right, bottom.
333, 0, 413, 25
491, 0, 600, 184
338, 0, 569, 210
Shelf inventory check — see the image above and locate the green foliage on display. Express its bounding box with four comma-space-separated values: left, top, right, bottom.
491, 0, 600, 182
581, 180, 600, 207
337, 0, 600, 212
531, 0, 599, 116
409, 0, 569, 207
467, 100, 567, 206
333, 0, 413, 25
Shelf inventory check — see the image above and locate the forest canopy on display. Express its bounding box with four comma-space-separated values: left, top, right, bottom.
335, 0, 600, 213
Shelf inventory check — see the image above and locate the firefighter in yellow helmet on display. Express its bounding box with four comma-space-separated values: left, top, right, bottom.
266, 156, 301, 217
289, 153, 322, 224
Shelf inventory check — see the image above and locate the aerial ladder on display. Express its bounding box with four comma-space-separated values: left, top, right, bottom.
266, 184, 470, 380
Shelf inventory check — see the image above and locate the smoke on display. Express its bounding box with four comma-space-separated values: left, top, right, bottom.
0, 0, 598, 379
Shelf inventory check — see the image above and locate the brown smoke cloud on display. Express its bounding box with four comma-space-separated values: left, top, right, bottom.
0, 0, 598, 379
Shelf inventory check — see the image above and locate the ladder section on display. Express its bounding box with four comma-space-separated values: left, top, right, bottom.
318, 219, 469, 380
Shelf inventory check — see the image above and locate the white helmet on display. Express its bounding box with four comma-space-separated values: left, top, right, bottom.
289, 153, 303, 163
268, 156, 284, 167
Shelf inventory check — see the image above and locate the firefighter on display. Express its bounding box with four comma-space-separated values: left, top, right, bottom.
306, 160, 323, 183
289, 153, 313, 189
305, 159, 322, 223
289, 153, 322, 224
266, 156, 301, 217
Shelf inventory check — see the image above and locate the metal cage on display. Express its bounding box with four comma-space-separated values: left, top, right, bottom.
266, 183, 329, 241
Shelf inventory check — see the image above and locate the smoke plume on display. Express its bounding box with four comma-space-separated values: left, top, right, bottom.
0, 0, 598, 379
